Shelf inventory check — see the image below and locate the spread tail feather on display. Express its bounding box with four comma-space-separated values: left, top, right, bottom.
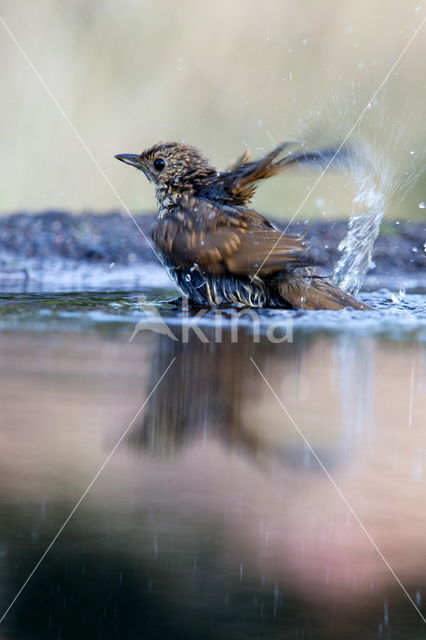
278, 275, 371, 310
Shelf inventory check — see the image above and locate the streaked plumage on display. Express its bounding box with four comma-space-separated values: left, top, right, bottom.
115, 141, 370, 310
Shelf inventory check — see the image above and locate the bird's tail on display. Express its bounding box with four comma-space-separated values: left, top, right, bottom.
277, 275, 371, 310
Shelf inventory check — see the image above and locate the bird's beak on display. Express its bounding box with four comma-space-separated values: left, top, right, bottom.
114, 153, 141, 168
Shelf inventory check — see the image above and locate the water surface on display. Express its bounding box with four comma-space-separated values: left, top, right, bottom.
0, 288, 425, 639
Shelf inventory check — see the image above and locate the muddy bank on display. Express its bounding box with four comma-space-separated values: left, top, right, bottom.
0, 211, 424, 291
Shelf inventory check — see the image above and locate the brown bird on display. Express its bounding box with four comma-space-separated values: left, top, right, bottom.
115, 141, 369, 310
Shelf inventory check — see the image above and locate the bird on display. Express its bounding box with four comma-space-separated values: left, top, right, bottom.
115, 141, 370, 310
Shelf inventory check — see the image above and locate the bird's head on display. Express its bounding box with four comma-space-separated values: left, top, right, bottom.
115, 142, 215, 196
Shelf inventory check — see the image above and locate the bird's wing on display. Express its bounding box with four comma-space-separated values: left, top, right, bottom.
221, 141, 351, 205
152, 195, 308, 276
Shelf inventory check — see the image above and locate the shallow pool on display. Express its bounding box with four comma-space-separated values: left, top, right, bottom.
0, 287, 425, 639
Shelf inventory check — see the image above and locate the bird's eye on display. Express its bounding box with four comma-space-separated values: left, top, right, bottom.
153, 157, 165, 171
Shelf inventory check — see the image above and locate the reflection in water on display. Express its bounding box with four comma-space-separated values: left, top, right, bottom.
130, 328, 375, 473
0, 327, 425, 639
129, 328, 315, 465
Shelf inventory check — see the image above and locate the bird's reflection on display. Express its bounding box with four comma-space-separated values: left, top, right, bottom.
127, 320, 362, 471
130, 326, 254, 454
1, 329, 424, 640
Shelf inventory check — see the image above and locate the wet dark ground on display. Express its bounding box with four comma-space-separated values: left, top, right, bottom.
0, 211, 424, 291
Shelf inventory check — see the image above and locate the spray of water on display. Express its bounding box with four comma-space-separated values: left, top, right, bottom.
332, 145, 389, 295
332, 127, 424, 294
297, 93, 424, 295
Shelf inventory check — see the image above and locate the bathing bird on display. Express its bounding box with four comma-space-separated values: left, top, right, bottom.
115, 141, 369, 310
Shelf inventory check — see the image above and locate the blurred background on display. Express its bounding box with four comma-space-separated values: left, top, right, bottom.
0, 0, 425, 219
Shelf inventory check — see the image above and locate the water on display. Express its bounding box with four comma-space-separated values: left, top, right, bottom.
0, 289, 425, 340
0, 287, 425, 639
332, 144, 391, 295
333, 205, 384, 296
308, 109, 425, 297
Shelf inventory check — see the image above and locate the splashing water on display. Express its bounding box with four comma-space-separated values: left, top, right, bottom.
298, 94, 424, 297
332, 167, 387, 295
330, 122, 424, 295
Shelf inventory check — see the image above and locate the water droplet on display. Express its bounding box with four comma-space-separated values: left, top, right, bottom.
418, 202, 425, 209
383, 601, 389, 626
